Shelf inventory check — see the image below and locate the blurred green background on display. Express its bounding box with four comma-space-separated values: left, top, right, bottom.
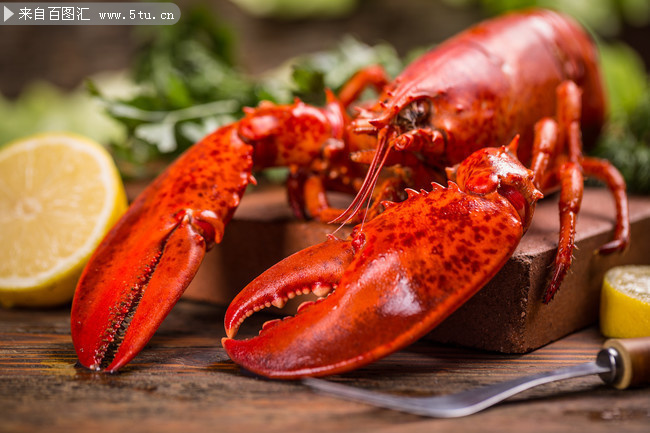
1, 0, 649, 189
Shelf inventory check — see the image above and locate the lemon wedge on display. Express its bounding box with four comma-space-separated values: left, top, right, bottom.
0, 133, 127, 307
600, 265, 650, 338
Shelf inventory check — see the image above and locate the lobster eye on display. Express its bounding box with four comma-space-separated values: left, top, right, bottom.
395, 99, 432, 130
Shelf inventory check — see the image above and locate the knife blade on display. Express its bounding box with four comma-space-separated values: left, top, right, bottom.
303, 337, 650, 418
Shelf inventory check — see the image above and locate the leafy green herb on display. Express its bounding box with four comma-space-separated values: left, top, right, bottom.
0, 80, 124, 148
90, 7, 263, 178
599, 41, 649, 118
92, 10, 403, 178
589, 41, 650, 194
289, 35, 403, 105
593, 83, 650, 193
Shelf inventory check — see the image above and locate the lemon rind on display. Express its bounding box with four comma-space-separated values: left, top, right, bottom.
0, 133, 126, 293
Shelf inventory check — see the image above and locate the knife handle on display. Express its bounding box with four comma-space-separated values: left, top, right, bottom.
603, 337, 650, 390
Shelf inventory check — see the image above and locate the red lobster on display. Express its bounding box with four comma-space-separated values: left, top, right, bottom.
71, 9, 629, 376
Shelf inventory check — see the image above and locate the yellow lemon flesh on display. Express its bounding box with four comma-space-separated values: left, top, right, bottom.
0, 133, 127, 307
600, 265, 650, 338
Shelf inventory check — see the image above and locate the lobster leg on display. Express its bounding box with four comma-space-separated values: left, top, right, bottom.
285, 66, 392, 223
545, 160, 583, 302
299, 170, 410, 224
581, 157, 629, 254
223, 142, 543, 378
338, 65, 390, 108
528, 81, 630, 301
530, 114, 585, 302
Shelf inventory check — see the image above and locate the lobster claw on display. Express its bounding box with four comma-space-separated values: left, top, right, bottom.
71, 125, 254, 372
71, 96, 351, 372
223, 142, 543, 378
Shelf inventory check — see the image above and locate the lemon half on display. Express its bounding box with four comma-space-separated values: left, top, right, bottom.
0, 133, 127, 307
600, 265, 650, 338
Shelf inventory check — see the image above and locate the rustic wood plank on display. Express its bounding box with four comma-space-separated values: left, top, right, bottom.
1, 302, 648, 433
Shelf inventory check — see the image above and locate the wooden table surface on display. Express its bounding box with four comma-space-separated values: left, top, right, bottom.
1, 300, 648, 433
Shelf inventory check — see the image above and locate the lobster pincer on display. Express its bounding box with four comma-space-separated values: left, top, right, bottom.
71, 124, 254, 371
71, 98, 361, 372
223, 141, 543, 378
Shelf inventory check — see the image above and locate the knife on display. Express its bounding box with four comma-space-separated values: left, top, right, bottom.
303, 337, 650, 418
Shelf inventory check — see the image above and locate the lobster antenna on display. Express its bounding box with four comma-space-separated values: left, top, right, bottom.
329, 129, 392, 226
